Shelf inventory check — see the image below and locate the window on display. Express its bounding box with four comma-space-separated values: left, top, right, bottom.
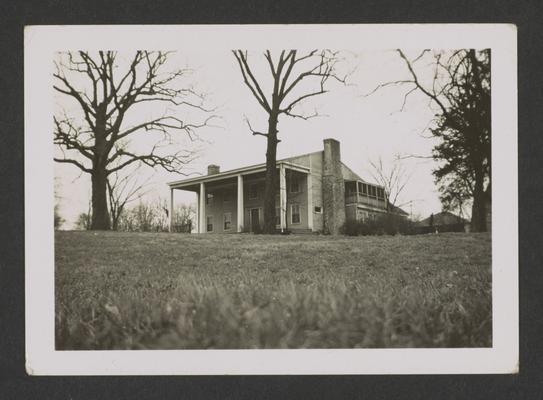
290, 175, 300, 193
361, 183, 368, 195
275, 207, 281, 226
291, 204, 301, 224
223, 190, 233, 203
206, 216, 213, 232
346, 181, 356, 195
248, 184, 258, 199
206, 193, 214, 205
223, 212, 232, 231
377, 188, 384, 199
314, 206, 322, 214
369, 185, 376, 197
357, 210, 368, 221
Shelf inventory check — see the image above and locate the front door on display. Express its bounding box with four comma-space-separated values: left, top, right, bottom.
250, 208, 260, 232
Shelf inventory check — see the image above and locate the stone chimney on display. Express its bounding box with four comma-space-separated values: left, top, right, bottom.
322, 138, 346, 234
207, 164, 220, 175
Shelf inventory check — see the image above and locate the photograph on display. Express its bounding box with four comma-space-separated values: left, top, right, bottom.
25, 24, 517, 374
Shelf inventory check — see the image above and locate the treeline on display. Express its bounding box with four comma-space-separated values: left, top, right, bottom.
76, 199, 194, 233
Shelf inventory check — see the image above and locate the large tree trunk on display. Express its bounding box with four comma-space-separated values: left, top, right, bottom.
90, 168, 111, 230
470, 170, 487, 232
263, 113, 279, 234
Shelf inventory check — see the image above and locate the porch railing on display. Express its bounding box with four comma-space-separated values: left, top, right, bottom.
345, 192, 387, 209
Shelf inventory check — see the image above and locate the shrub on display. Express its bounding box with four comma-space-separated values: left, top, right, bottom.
342, 220, 360, 236
341, 214, 415, 236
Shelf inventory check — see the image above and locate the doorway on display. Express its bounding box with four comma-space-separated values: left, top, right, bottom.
250, 208, 260, 232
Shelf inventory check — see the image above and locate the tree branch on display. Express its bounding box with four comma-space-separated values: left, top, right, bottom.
232, 50, 271, 112
54, 157, 92, 173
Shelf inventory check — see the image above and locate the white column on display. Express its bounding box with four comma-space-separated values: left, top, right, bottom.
237, 174, 244, 232
199, 182, 206, 233
279, 164, 287, 232
356, 182, 360, 204
307, 172, 313, 231
169, 188, 174, 232
194, 192, 200, 233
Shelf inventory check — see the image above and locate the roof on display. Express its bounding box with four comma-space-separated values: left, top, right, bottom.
168, 148, 381, 190
417, 211, 468, 227
341, 163, 368, 183
388, 203, 409, 216
168, 157, 310, 189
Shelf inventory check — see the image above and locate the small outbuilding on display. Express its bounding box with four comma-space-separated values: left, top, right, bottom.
415, 211, 468, 234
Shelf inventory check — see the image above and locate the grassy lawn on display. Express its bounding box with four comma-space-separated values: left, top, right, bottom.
55, 231, 492, 349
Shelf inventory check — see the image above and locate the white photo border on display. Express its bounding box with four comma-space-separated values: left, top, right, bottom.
25, 24, 518, 375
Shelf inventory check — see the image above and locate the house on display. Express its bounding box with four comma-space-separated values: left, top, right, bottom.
415, 211, 468, 234
167, 138, 395, 234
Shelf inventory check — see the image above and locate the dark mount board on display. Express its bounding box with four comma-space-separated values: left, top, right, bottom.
2, 0, 541, 398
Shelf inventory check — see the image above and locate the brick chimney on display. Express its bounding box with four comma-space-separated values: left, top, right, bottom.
207, 164, 220, 175
322, 138, 346, 234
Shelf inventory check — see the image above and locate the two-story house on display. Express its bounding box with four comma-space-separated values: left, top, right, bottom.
168, 138, 401, 234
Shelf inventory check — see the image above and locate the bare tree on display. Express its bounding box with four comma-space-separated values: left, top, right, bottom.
368, 154, 413, 210
172, 203, 196, 233
107, 164, 152, 230
232, 50, 347, 233
54, 51, 215, 230
130, 201, 156, 232
54, 177, 64, 230
76, 200, 92, 230
368, 49, 490, 231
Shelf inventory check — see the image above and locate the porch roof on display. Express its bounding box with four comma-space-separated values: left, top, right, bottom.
168, 160, 310, 190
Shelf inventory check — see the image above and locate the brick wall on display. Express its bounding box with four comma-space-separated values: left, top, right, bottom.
322, 139, 346, 234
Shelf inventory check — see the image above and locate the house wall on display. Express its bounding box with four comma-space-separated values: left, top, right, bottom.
309, 152, 324, 232
203, 182, 238, 233
285, 172, 309, 232
345, 204, 357, 222
283, 152, 325, 232
242, 176, 266, 231
241, 172, 310, 232
355, 206, 387, 221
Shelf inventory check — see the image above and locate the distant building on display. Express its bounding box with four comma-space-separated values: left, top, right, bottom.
416, 211, 468, 234
168, 138, 406, 234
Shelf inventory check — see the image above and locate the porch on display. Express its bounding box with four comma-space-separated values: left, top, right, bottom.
168, 161, 312, 233
344, 180, 388, 210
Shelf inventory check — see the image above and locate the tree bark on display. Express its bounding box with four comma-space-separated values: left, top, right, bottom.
263, 113, 279, 233
90, 120, 111, 230
470, 169, 487, 232
90, 167, 111, 230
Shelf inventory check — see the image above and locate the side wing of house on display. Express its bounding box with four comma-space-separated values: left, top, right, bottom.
284, 151, 325, 233
341, 161, 390, 223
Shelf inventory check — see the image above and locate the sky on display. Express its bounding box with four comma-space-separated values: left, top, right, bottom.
55, 49, 447, 229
